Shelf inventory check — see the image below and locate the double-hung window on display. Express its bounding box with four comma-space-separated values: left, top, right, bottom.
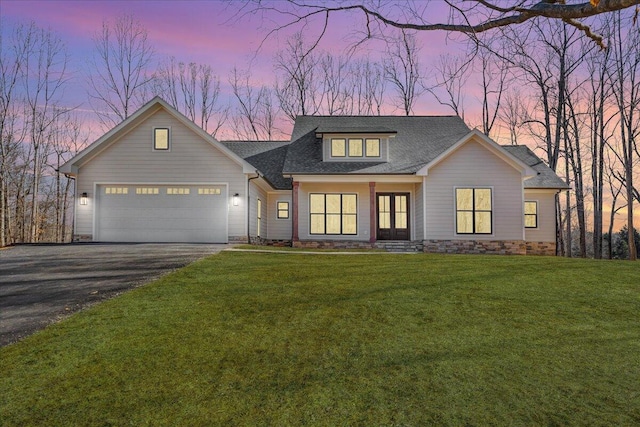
310, 194, 357, 235
456, 188, 492, 234
524, 201, 538, 228
277, 201, 290, 219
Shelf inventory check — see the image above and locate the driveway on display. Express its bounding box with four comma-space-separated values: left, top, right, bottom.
0, 243, 226, 347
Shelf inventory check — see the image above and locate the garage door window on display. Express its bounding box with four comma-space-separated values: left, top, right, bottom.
136, 187, 159, 195
167, 188, 190, 195
105, 187, 128, 194
198, 188, 222, 195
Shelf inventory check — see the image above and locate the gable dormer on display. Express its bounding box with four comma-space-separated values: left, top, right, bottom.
315, 127, 397, 163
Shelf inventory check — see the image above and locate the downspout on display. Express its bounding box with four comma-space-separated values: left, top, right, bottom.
247, 171, 260, 244
289, 175, 294, 247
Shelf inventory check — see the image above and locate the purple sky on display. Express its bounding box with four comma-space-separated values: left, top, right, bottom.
1, 0, 470, 136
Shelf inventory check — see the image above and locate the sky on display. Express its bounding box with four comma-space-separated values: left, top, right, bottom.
1, 0, 464, 128
2, 0, 639, 231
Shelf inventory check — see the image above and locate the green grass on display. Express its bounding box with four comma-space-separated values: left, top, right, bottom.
1, 253, 639, 426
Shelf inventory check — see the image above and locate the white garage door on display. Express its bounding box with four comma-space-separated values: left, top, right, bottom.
96, 184, 228, 243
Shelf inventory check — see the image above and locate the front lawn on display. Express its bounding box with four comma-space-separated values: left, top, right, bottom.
1, 252, 639, 426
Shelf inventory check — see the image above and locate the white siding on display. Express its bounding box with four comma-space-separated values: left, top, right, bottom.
76, 108, 247, 239
249, 182, 268, 239
298, 182, 370, 241
267, 192, 292, 240
414, 181, 424, 241
524, 190, 557, 242
425, 140, 524, 241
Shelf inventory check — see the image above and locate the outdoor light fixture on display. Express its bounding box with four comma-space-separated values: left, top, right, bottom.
233, 193, 239, 206
80, 192, 88, 205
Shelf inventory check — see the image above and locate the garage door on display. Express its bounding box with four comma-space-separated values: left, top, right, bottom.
96, 184, 228, 243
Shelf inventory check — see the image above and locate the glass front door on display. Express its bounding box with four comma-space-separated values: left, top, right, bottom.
377, 193, 409, 240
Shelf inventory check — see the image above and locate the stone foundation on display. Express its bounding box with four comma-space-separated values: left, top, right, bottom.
525, 241, 556, 256
250, 236, 292, 247
73, 234, 93, 242
228, 236, 249, 244
423, 239, 527, 255
293, 240, 376, 250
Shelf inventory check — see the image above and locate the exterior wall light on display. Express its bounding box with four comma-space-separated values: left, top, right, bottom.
233, 193, 240, 206
80, 192, 88, 205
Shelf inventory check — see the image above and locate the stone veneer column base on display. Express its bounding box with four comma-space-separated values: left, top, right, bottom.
525, 241, 556, 256
423, 240, 527, 255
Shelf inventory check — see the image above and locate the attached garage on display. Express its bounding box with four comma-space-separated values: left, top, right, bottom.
95, 184, 228, 243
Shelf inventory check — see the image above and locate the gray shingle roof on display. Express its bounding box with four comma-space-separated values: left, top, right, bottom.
221, 141, 292, 190
221, 120, 567, 192
284, 116, 471, 174
502, 145, 570, 189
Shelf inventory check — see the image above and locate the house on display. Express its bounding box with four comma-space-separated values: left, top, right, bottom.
60, 97, 568, 255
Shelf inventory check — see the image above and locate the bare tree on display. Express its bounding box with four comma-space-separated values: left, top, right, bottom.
346, 57, 386, 115
608, 11, 639, 260
0, 21, 29, 246
246, 1, 640, 49
21, 26, 71, 242
383, 30, 425, 116
229, 67, 279, 141
88, 14, 155, 128
153, 57, 228, 138
274, 32, 321, 122
427, 53, 470, 120
584, 27, 614, 259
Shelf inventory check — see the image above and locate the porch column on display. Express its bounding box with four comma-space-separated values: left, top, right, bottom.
369, 181, 376, 243
292, 181, 299, 242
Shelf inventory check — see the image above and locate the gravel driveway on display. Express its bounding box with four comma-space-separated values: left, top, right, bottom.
0, 243, 226, 347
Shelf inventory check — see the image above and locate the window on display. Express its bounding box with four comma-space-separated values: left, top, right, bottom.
167, 188, 190, 195
456, 188, 492, 234
365, 138, 380, 157
198, 188, 221, 195
136, 187, 159, 195
525, 201, 538, 228
277, 201, 290, 219
104, 187, 128, 195
310, 194, 357, 235
348, 138, 363, 157
257, 199, 262, 237
154, 128, 170, 150
331, 138, 346, 157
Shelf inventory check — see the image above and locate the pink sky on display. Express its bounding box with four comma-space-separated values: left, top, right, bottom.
2, 0, 638, 230
1, 0, 463, 118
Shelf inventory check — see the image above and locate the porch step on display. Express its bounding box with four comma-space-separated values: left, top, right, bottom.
375, 241, 424, 253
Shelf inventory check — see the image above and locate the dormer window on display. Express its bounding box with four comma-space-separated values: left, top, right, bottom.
348, 138, 363, 156
154, 128, 170, 151
331, 137, 380, 159
365, 138, 380, 157
331, 138, 346, 157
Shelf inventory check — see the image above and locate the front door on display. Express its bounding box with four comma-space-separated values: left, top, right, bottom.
377, 193, 410, 240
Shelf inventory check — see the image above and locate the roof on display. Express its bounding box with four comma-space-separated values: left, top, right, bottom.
284, 115, 471, 174
502, 145, 570, 189
60, 97, 254, 175
222, 141, 293, 190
